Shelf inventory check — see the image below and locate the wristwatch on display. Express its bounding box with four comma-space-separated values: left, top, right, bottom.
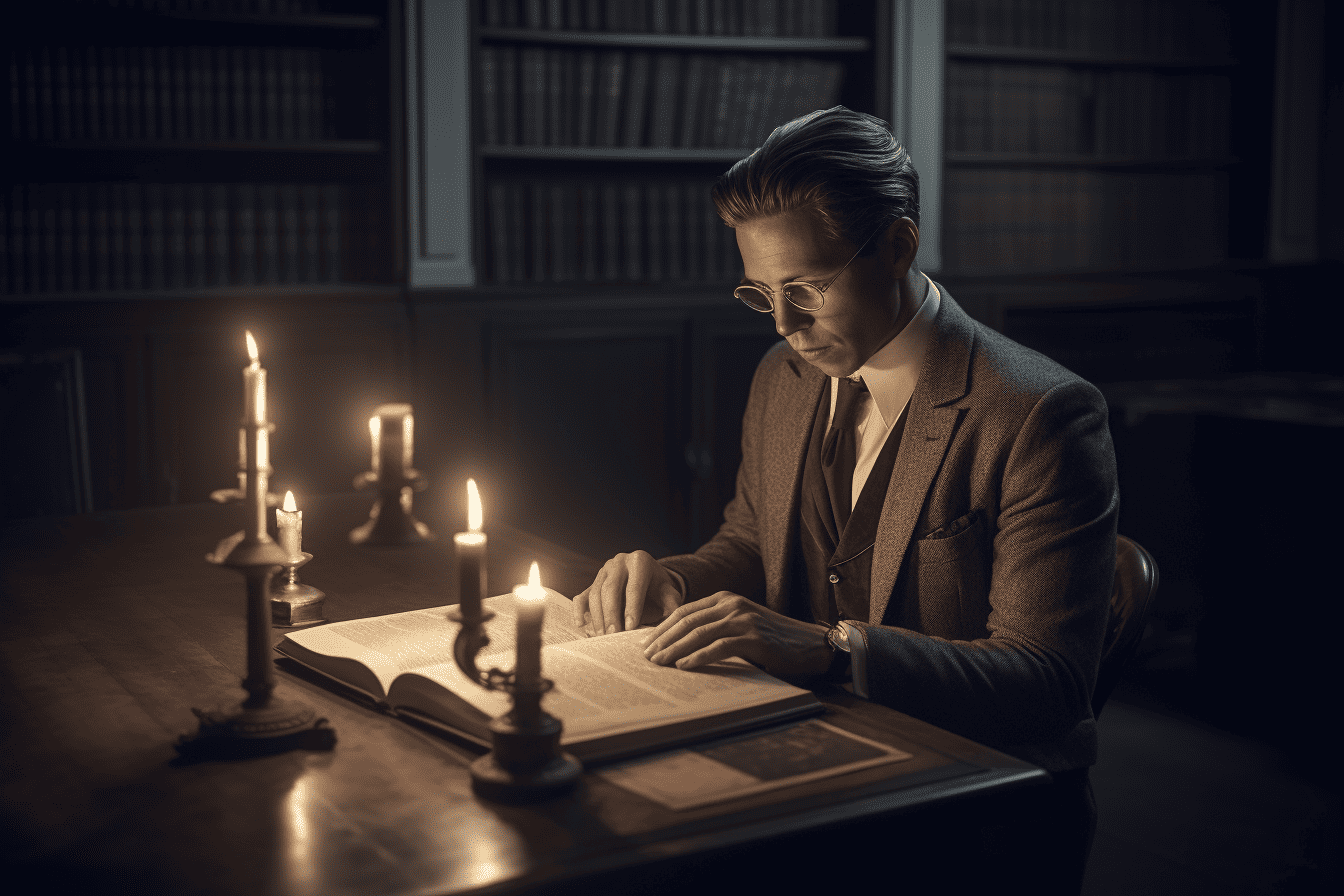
824, 620, 853, 680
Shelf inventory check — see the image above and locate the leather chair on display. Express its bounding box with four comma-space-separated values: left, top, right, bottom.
1092, 535, 1160, 718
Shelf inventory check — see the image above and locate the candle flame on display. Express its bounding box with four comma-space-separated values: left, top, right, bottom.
245, 331, 259, 364
369, 416, 380, 439
528, 561, 541, 590
467, 479, 482, 532
283, 490, 297, 512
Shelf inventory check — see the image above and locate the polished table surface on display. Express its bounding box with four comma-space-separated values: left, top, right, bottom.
0, 493, 1045, 895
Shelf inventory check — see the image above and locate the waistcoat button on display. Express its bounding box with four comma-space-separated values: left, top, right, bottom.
828, 573, 840, 584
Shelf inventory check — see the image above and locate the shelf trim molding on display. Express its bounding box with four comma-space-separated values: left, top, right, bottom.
480, 145, 754, 162
407, 0, 476, 287
892, 0, 943, 273
945, 43, 1237, 69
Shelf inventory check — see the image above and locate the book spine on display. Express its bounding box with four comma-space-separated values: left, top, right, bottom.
263, 47, 280, 140
580, 180, 598, 280
322, 184, 342, 282
108, 183, 126, 291
280, 184, 300, 283
519, 48, 544, 145
498, 45, 518, 145
92, 184, 110, 292
259, 183, 279, 283
622, 181, 642, 280
620, 52, 651, 147
279, 48, 296, 141
530, 182, 547, 282
234, 183, 256, 284
300, 184, 320, 283
644, 181, 663, 281
663, 178, 682, 280
546, 49, 565, 146
575, 50, 597, 146
600, 181, 620, 280
487, 180, 506, 282
74, 186, 92, 292
478, 45, 499, 146
507, 181, 526, 282
595, 51, 625, 147
647, 53, 680, 148
166, 183, 186, 289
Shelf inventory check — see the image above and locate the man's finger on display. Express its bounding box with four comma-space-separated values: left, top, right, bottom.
644, 603, 732, 662
673, 635, 751, 671
623, 556, 652, 632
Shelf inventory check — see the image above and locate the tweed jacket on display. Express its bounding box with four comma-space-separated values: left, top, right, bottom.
661, 287, 1119, 772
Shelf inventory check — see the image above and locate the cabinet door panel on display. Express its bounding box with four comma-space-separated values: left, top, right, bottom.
487, 320, 690, 563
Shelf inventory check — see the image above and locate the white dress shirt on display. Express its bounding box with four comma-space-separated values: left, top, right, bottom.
825, 275, 941, 509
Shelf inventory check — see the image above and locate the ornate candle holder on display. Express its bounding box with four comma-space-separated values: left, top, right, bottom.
348, 469, 434, 545
177, 413, 334, 761
271, 552, 326, 627
449, 606, 582, 802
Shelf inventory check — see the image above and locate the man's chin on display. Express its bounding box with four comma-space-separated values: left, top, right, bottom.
793, 345, 852, 378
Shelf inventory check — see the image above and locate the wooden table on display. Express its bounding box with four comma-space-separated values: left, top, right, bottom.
0, 493, 1046, 895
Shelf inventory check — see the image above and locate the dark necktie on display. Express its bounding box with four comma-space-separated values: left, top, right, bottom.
822, 376, 868, 534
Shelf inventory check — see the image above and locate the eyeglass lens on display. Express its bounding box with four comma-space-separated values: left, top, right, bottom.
735, 283, 825, 312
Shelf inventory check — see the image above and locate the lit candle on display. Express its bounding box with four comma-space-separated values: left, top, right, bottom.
453, 478, 486, 623
369, 416, 381, 475
514, 562, 546, 688
242, 331, 269, 540
276, 490, 302, 560
371, 403, 412, 478
243, 331, 265, 425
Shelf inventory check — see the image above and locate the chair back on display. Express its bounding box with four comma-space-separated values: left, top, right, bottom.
1092, 535, 1159, 718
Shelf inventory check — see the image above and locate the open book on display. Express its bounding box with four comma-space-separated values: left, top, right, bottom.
275, 591, 822, 764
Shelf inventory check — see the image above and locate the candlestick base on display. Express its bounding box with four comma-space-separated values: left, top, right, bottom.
470, 707, 582, 803
271, 552, 327, 626
175, 697, 336, 761
349, 469, 434, 545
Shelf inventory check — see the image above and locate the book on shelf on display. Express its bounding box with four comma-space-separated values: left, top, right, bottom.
620, 51, 652, 147
275, 590, 822, 764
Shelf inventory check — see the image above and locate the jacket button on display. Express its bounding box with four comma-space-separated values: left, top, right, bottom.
828, 573, 840, 584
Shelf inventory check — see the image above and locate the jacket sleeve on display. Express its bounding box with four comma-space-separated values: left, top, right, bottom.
857, 380, 1118, 771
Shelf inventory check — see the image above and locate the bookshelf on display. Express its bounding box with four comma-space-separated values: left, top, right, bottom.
940, 0, 1241, 278
2, 0, 399, 297
461, 0, 883, 288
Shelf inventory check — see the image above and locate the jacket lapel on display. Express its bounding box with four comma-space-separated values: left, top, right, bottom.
763, 353, 827, 612
869, 290, 976, 624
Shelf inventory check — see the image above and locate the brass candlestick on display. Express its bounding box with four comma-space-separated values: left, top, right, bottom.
177, 417, 334, 761
449, 606, 582, 802
348, 469, 434, 545
271, 552, 326, 627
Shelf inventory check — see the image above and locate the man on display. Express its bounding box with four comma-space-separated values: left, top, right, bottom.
575, 107, 1118, 891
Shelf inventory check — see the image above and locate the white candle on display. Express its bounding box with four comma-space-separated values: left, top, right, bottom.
514, 562, 546, 688
454, 479, 486, 623
277, 490, 302, 559
402, 412, 414, 473
243, 331, 265, 425
368, 415, 381, 475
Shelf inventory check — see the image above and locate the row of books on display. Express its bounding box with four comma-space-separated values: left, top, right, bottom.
947, 0, 1232, 61
75, 1, 329, 14
946, 63, 1231, 158
1, 182, 374, 296
480, 47, 843, 150
7, 45, 332, 143
482, 0, 839, 37
486, 177, 743, 284
943, 168, 1228, 274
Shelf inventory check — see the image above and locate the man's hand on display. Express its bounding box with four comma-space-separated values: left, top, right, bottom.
641, 592, 832, 677
573, 550, 683, 635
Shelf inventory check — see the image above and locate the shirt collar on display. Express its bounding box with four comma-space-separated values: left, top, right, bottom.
844, 275, 941, 428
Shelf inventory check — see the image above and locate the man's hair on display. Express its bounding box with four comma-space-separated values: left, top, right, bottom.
711, 106, 919, 257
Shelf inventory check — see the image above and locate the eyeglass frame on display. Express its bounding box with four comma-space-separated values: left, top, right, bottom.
733, 220, 889, 314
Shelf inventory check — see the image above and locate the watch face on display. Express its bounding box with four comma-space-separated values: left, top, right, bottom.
828, 623, 851, 652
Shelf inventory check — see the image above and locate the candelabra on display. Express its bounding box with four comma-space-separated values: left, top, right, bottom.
177, 415, 334, 760
349, 470, 434, 545
449, 606, 582, 802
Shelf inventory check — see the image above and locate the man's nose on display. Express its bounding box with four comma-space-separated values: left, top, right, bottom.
772, 301, 810, 337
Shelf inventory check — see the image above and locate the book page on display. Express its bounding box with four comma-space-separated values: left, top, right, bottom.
404, 627, 813, 745
279, 590, 582, 696
596, 719, 913, 811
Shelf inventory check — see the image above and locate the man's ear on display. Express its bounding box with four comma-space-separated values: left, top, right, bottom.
887, 217, 919, 277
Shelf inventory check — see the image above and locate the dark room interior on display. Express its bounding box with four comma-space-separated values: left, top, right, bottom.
3, 1, 1341, 894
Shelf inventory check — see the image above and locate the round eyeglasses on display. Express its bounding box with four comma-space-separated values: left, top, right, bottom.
733, 221, 887, 313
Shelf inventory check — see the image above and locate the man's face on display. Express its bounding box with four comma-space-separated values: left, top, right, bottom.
735, 212, 902, 378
